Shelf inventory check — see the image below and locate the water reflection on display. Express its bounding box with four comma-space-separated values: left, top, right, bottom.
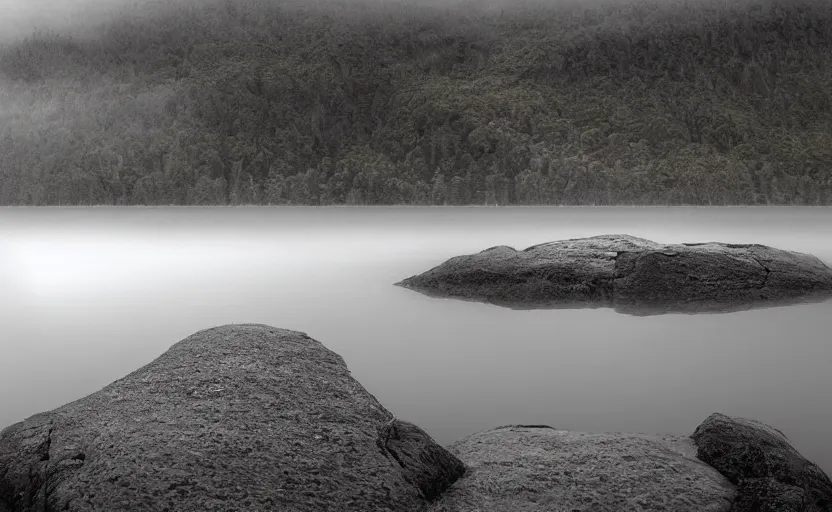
1, 206, 831, 474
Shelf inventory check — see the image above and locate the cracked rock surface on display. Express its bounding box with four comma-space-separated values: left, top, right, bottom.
396, 234, 832, 314
0, 324, 464, 512
428, 425, 736, 512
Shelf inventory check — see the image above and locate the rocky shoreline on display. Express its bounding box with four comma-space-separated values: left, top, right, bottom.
1, 324, 830, 511
396, 234, 832, 315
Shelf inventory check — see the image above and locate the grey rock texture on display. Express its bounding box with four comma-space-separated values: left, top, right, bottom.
428, 425, 735, 512
396, 234, 832, 314
3, 326, 830, 512
692, 413, 832, 512
0, 324, 465, 512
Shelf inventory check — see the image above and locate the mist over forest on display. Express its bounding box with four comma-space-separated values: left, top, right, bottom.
1, 0, 830, 206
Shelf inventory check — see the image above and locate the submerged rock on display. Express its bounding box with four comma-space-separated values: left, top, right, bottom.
0, 324, 464, 512
428, 425, 735, 512
692, 413, 832, 512
396, 234, 832, 314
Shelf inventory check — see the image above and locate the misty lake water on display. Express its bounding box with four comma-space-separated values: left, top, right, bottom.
1, 206, 831, 474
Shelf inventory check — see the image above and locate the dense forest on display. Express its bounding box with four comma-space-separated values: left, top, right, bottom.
0, 0, 830, 205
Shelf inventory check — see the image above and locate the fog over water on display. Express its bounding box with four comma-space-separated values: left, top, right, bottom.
1, 206, 831, 473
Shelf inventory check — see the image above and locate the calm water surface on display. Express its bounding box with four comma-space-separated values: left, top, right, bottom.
1, 206, 831, 473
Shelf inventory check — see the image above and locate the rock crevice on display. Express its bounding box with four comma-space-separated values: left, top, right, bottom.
378, 420, 465, 502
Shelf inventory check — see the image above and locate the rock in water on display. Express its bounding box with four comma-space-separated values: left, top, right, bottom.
692, 413, 832, 512
428, 425, 735, 512
0, 324, 465, 512
396, 234, 832, 314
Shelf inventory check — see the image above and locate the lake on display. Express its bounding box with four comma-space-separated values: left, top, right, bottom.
1, 206, 831, 474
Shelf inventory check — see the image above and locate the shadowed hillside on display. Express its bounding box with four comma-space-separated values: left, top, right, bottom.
1, 0, 830, 205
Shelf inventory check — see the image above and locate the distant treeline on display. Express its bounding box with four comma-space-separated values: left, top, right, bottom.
1, 0, 830, 206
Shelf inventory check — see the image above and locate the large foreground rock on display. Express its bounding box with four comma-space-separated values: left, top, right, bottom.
428, 425, 735, 512
0, 324, 465, 512
3, 326, 830, 512
396, 234, 832, 314
692, 413, 832, 512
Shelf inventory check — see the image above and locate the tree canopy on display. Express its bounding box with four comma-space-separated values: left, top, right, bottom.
1, 0, 830, 205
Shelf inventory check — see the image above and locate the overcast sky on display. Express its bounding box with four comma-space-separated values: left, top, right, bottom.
0, 0, 162, 41
1, 0, 488, 41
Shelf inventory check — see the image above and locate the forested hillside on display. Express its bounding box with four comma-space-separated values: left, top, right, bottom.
1, 0, 830, 205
